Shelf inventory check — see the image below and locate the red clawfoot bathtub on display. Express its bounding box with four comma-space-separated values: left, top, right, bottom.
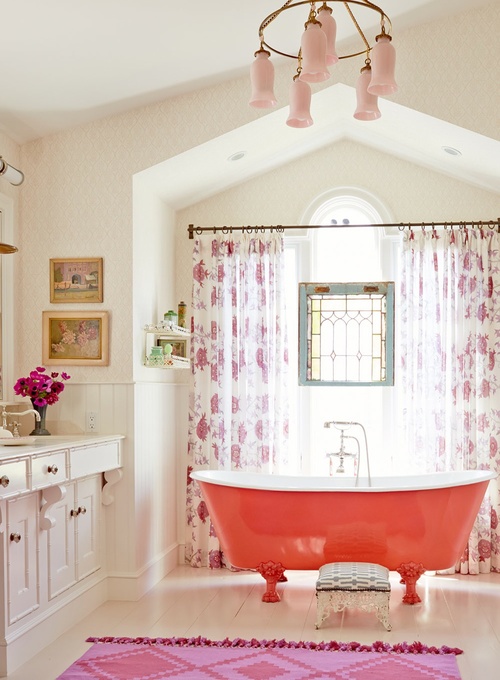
190, 469, 495, 604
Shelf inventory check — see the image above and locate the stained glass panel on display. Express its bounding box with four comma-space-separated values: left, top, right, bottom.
299, 282, 394, 386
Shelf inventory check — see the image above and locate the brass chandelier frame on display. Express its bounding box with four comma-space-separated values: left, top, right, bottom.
258, 0, 393, 63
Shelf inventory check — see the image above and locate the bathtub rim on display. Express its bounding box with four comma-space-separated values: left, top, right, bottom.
190, 469, 496, 493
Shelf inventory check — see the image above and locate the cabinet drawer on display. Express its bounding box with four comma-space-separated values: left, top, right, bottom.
0, 459, 29, 498
32, 450, 68, 488
70, 441, 121, 479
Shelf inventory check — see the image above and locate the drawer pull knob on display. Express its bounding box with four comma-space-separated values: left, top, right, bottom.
47, 464, 59, 474
10, 533, 21, 543
79, 506, 87, 515
70, 508, 79, 517
0, 475, 10, 488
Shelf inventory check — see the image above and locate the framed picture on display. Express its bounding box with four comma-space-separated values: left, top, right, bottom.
42, 311, 109, 365
50, 258, 103, 303
156, 338, 188, 358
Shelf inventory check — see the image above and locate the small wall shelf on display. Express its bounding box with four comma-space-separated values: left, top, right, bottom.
143, 324, 190, 369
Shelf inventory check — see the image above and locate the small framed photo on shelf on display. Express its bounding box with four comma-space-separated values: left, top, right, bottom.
42, 311, 109, 366
156, 338, 188, 358
50, 257, 103, 303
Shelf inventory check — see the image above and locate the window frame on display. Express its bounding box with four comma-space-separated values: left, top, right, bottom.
298, 280, 395, 387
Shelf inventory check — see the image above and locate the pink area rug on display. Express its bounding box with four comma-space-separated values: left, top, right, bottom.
57, 636, 463, 679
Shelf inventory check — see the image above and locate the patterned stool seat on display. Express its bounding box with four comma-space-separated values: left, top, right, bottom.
315, 562, 392, 631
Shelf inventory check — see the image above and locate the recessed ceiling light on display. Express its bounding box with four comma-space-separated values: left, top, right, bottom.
442, 146, 462, 156
227, 151, 246, 162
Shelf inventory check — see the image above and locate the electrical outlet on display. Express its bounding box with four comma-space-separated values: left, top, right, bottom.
86, 411, 99, 432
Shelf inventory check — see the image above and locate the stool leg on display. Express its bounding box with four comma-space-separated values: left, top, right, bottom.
374, 594, 392, 631
315, 592, 330, 629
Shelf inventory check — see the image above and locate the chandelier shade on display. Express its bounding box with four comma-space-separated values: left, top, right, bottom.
249, 49, 277, 108
287, 78, 313, 127
249, 1, 397, 126
317, 4, 338, 65
367, 33, 398, 95
299, 19, 330, 83
354, 64, 381, 120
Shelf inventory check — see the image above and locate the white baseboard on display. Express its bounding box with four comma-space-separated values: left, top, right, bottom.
107, 543, 179, 601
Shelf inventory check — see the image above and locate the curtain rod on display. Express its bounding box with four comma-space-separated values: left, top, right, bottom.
188, 219, 500, 239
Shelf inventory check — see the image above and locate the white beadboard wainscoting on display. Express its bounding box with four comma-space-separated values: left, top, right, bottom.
17, 380, 189, 600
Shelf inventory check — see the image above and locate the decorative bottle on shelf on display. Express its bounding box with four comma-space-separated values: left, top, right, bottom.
149, 346, 164, 367
164, 310, 177, 329
164, 343, 174, 366
178, 301, 187, 328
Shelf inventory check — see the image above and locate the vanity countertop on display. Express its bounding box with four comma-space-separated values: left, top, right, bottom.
0, 434, 125, 459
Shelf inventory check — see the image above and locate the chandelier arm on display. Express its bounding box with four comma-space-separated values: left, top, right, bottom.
359, 0, 393, 35
343, 1, 370, 53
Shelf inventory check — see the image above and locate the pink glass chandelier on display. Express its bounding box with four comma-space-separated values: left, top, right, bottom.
249, 1, 397, 128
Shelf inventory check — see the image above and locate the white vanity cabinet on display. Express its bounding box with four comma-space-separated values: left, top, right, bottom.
0, 434, 123, 676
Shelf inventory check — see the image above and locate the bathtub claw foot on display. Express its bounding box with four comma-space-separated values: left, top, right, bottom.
258, 561, 285, 603
397, 561, 425, 604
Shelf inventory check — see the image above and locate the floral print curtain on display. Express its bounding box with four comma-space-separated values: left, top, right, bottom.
400, 226, 500, 574
185, 233, 289, 568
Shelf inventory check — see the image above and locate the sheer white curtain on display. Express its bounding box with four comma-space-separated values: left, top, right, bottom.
185, 233, 289, 568
400, 226, 500, 573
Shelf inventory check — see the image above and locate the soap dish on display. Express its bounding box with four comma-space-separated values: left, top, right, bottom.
0, 436, 36, 446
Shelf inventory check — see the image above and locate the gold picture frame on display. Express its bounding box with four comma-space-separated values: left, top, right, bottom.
156, 338, 188, 358
50, 257, 103, 303
42, 311, 109, 366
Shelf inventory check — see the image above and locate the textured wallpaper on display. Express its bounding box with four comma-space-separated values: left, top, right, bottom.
11, 1, 500, 386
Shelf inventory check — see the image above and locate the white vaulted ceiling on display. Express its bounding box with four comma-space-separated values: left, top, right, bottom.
0, 0, 498, 203
0, 0, 493, 144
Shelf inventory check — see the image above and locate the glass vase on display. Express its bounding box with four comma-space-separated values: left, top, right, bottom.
30, 401, 51, 436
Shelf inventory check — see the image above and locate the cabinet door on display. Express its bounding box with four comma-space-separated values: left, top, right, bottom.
76, 476, 101, 580
6, 493, 39, 624
47, 484, 76, 600
47, 476, 101, 599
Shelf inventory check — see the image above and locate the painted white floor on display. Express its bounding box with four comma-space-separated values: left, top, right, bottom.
8, 566, 500, 679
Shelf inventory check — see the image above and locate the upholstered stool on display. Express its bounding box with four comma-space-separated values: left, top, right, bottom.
315, 562, 392, 631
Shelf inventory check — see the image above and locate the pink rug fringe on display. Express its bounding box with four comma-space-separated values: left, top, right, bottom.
85, 636, 463, 655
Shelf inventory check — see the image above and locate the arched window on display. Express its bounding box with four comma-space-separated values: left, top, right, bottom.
284, 188, 399, 475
